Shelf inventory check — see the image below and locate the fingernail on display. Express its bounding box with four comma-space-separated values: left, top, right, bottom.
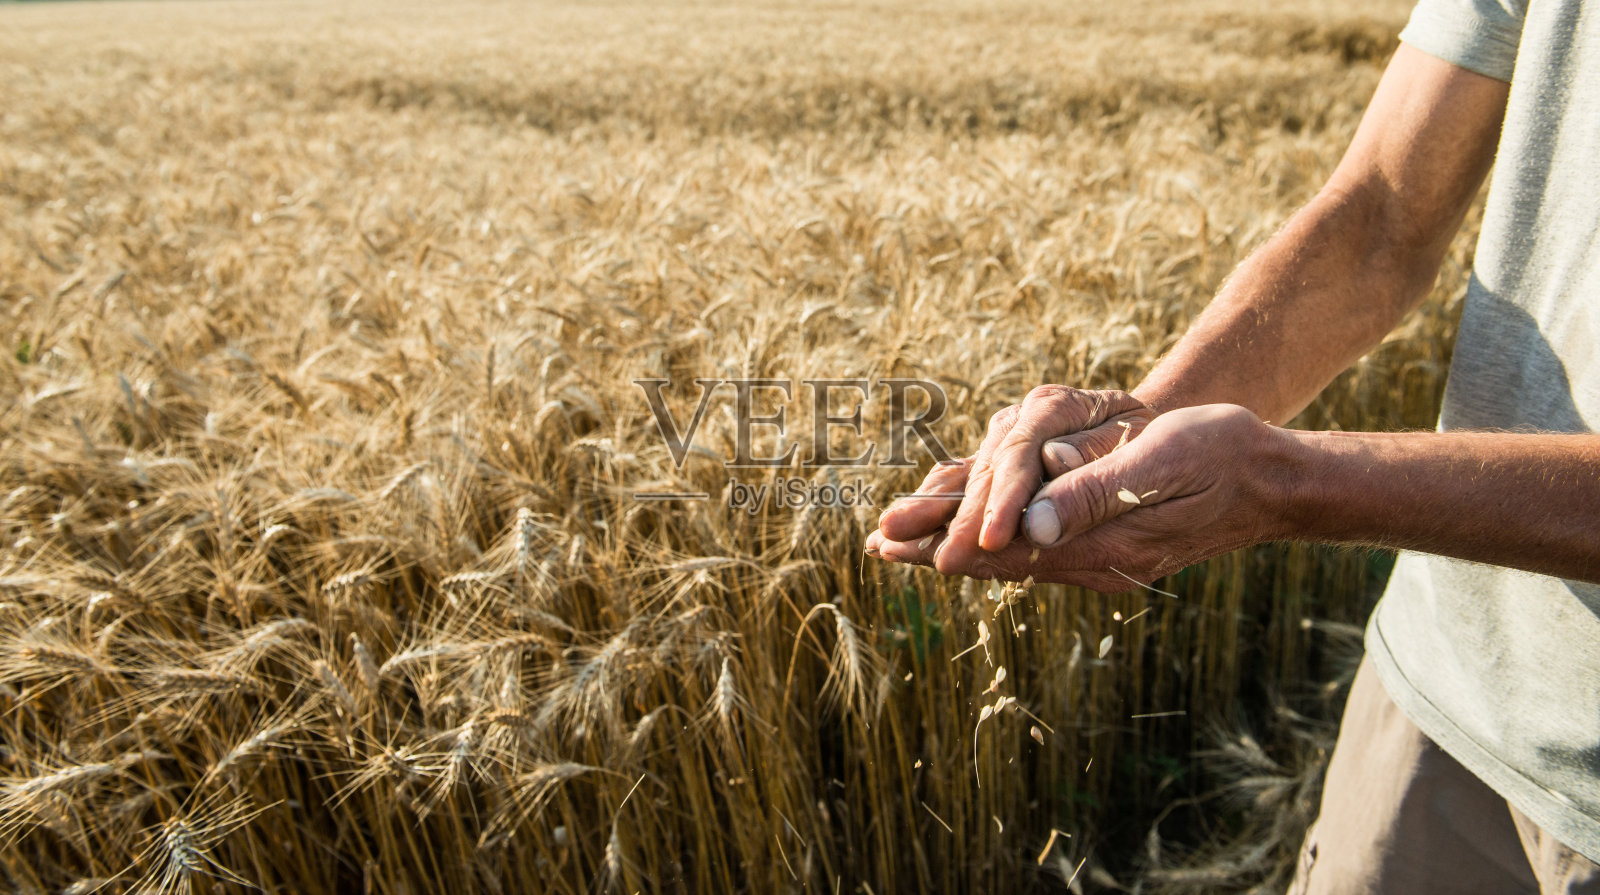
979, 510, 995, 544
1047, 442, 1086, 471
1024, 500, 1061, 547
865, 545, 880, 557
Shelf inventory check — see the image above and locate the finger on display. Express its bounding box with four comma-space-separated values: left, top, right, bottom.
877, 457, 971, 543
873, 528, 942, 566
932, 405, 1021, 574
876, 529, 1036, 580
878, 511, 1176, 588
864, 528, 887, 557
1024, 444, 1155, 548
980, 388, 1144, 551
1040, 410, 1153, 478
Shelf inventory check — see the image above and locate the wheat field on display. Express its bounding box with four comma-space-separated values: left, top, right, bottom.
0, 0, 1476, 892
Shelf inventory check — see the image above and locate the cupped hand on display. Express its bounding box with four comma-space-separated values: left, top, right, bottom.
872, 386, 1156, 575
866, 404, 1300, 592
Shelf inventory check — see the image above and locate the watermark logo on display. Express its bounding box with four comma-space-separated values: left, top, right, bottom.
633, 378, 954, 512
727, 475, 878, 516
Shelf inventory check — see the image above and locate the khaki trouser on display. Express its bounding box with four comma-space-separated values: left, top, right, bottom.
1290, 656, 1600, 894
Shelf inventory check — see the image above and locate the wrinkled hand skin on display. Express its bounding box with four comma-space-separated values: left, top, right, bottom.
873, 386, 1155, 576
866, 404, 1295, 593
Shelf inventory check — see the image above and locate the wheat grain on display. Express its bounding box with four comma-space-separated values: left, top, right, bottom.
210, 723, 294, 777
313, 660, 357, 719
377, 462, 430, 503
150, 668, 256, 696
712, 657, 741, 737
602, 821, 626, 892
349, 633, 380, 695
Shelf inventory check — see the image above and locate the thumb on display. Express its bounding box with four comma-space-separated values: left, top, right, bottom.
1021, 448, 1154, 548
1040, 410, 1152, 478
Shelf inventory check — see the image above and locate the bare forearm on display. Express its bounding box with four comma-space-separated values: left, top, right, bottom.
1134, 47, 1506, 424
1133, 188, 1442, 424
1274, 430, 1600, 583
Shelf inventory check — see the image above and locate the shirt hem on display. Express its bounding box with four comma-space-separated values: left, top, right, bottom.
1366, 608, 1600, 863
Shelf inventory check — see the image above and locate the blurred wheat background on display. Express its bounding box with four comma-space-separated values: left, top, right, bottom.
0, 0, 1476, 892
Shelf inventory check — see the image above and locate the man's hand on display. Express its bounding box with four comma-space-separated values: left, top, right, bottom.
865, 49, 1523, 590
873, 386, 1156, 575
866, 405, 1296, 591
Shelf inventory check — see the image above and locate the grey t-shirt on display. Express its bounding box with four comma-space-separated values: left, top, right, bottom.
1369, 0, 1600, 860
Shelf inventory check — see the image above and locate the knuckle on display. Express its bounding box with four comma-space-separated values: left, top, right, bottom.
925, 459, 966, 483
987, 405, 1021, 430
1026, 384, 1082, 416
965, 462, 995, 490
993, 436, 1040, 466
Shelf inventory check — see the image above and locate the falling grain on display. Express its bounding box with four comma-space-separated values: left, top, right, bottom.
921, 801, 953, 834
1035, 828, 1070, 865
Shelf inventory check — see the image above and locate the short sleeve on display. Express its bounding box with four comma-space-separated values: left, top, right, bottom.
1399, 0, 1527, 81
